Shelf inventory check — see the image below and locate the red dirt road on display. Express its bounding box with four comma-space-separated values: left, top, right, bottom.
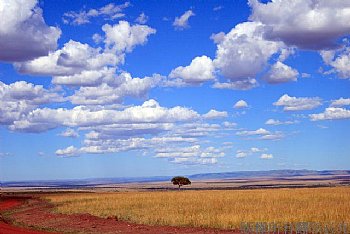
0, 195, 239, 234
0, 197, 52, 234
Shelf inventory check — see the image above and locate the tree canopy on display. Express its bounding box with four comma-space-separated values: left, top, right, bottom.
171, 176, 191, 189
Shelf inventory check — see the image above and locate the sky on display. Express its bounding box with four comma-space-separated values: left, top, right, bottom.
0, 0, 350, 181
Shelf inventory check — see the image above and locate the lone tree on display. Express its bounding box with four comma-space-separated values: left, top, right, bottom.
171, 176, 191, 189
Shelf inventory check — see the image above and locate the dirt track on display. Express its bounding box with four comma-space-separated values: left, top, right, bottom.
0, 195, 239, 234
0, 197, 52, 234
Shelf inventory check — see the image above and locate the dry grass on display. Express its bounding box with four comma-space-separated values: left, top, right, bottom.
45, 187, 350, 230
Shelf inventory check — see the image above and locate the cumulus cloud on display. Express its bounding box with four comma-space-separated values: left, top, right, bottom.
330, 98, 350, 107
236, 147, 267, 158
80, 136, 199, 155
249, 0, 350, 50
17, 21, 156, 87
0, 152, 13, 157
222, 121, 237, 129
171, 123, 222, 138
274, 94, 322, 111
59, 128, 79, 138
173, 10, 195, 30
82, 123, 174, 140
103, 21, 156, 53
260, 153, 273, 159
233, 100, 248, 109
237, 128, 270, 136
321, 47, 350, 79
135, 12, 148, 24
213, 22, 282, 82
16, 40, 119, 79
169, 56, 215, 84
236, 128, 284, 140
62, 2, 130, 25
265, 119, 298, 125
9, 99, 200, 133
263, 61, 299, 84
0, 0, 61, 62
310, 107, 350, 121
202, 109, 228, 119
213, 79, 258, 90
69, 73, 161, 105
0, 81, 64, 125
155, 145, 224, 164
155, 145, 224, 158
171, 157, 218, 165
236, 151, 248, 158
210, 32, 226, 44
208, 0, 350, 88
56, 146, 79, 156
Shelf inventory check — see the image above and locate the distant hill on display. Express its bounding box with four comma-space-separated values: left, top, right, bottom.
189, 169, 350, 180
1, 170, 350, 188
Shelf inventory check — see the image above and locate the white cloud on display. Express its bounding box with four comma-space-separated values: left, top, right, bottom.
250, 147, 266, 153
171, 157, 218, 165
82, 123, 174, 140
155, 145, 224, 158
0, 0, 61, 62
236, 151, 248, 158
236, 147, 267, 158
173, 10, 195, 30
135, 12, 148, 24
249, 0, 350, 50
213, 6, 223, 11
210, 32, 226, 44
169, 56, 215, 84
310, 107, 350, 121
0, 81, 63, 125
265, 119, 298, 125
213, 79, 258, 90
16, 40, 119, 79
260, 133, 284, 141
236, 128, 270, 136
202, 109, 228, 119
155, 145, 223, 165
301, 73, 311, 78
260, 153, 273, 159
213, 22, 283, 82
330, 98, 350, 107
234, 100, 248, 109
59, 128, 79, 138
56, 146, 79, 156
16, 20, 156, 87
171, 123, 222, 138
0, 152, 12, 157
9, 99, 200, 132
62, 2, 130, 25
69, 73, 160, 105
321, 47, 350, 79
236, 128, 284, 140
103, 21, 156, 53
52, 68, 117, 87
77, 136, 199, 156
274, 94, 322, 111
263, 61, 299, 84
222, 121, 237, 128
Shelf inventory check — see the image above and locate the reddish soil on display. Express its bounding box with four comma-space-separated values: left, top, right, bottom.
0, 197, 52, 234
0, 195, 239, 234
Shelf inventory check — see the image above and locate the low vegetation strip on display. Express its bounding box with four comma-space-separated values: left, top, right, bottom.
45, 187, 350, 230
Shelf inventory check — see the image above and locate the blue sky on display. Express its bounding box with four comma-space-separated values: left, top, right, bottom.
1, 0, 350, 181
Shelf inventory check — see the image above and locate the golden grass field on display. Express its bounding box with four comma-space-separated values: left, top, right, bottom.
45, 187, 350, 230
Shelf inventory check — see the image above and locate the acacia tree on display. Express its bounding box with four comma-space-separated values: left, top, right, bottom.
171, 176, 191, 189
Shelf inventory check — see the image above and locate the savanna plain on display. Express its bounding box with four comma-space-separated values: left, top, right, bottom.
45, 187, 350, 230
